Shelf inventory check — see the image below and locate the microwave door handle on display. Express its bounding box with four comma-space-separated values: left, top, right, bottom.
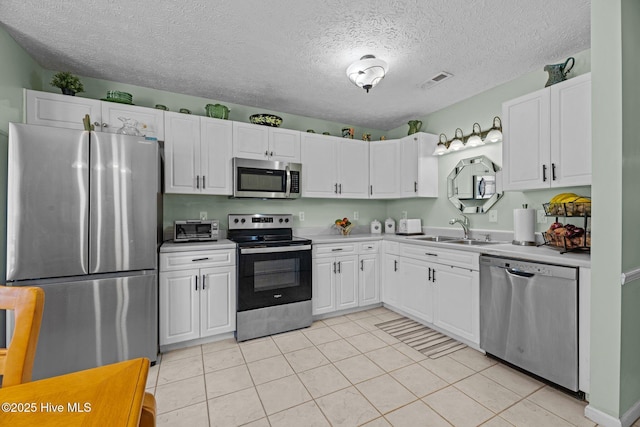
285, 165, 291, 198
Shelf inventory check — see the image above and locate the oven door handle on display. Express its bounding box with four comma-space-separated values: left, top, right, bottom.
240, 244, 312, 254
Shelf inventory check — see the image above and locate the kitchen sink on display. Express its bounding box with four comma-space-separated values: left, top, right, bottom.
409, 235, 460, 242
445, 239, 503, 246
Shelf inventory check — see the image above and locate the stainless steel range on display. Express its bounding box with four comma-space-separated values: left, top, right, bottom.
228, 214, 312, 341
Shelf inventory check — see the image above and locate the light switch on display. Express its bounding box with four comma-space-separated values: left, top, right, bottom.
353, 211, 359, 220
489, 210, 498, 223
537, 209, 547, 224
299, 211, 305, 221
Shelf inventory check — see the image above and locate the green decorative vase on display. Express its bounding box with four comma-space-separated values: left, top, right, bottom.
407, 120, 422, 135
205, 104, 230, 119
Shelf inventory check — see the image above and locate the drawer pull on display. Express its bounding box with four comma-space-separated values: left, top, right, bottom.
425, 252, 438, 257
331, 248, 343, 252
192, 257, 210, 262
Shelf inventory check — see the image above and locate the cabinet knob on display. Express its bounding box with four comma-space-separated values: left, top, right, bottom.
102, 123, 108, 128
270, 151, 274, 157
93, 121, 101, 127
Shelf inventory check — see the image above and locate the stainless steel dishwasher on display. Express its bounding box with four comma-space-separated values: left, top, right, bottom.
479, 255, 578, 391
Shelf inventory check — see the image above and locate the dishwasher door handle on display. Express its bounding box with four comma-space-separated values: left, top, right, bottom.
506, 268, 535, 278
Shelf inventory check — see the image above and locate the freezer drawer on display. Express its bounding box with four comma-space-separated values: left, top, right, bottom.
11, 272, 158, 381
479, 255, 578, 391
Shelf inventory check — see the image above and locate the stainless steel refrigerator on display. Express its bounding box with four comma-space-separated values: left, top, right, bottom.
6, 123, 160, 380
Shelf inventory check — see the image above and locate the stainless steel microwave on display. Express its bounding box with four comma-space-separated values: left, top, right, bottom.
174, 220, 219, 242
232, 158, 301, 199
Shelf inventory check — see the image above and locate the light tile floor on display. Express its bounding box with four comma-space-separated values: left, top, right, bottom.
146, 307, 605, 427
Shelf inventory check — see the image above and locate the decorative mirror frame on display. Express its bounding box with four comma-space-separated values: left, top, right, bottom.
447, 155, 503, 214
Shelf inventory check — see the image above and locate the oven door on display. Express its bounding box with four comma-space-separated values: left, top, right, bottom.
237, 245, 312, 311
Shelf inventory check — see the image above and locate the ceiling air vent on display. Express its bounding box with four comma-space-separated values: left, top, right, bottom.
420, 71, 453, 89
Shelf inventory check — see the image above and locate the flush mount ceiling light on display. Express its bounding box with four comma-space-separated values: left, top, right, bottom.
346, 55, 388, 93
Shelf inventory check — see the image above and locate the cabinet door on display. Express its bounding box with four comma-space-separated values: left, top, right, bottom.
100, 102, 165, 140
399, 136, 418, 197
550, 73, 591, 187
417, 133, 439, 197
338, 139, 370, 198
232, 122, 269, 160
433, 265, 479, 344
369, 140, 400, 198
502, 88, 551, 190
301, 134, 338, 197
159, 270, 200, 345
164, 112, 201, 194
200, 266, 236, 337
336, 255, 359, 311
382, 254, 401, 307
269, 128, 301, 162
312, 258, 336, 315
401, 257, 433, 323
25, 89, 102, 130
359, 254, 380, 306
201, 117, 233, 195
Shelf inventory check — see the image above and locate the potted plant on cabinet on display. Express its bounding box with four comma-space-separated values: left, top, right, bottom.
50, 71, 85, 96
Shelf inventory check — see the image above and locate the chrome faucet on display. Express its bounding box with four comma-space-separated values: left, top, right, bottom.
449, 215, 470, 239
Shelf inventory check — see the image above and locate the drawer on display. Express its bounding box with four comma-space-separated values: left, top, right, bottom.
160, 249, 235, 272
359, 241, 380, 253
400, 243, 479, 270
313, 243, 357, 257
383, 240, 400, 255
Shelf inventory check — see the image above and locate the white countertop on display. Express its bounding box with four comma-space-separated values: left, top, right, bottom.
301, 233, 591, 268
159, 239, 236, 253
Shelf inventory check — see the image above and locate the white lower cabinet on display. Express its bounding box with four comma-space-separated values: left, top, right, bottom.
312, 241, 380, 316
159, 248, 236, 348
382, 242, 480, 346
432, 265, 479, 344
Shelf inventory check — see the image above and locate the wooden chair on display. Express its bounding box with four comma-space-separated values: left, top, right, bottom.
140, 392, 156, 426
0, 285, 45, 387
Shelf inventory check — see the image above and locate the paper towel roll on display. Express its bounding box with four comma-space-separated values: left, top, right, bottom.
513, 208, 536, 245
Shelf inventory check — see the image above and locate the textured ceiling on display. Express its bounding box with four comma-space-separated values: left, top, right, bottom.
0, 0, 590, 130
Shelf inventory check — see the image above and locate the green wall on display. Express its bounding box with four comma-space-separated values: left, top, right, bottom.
0, 26, 44, 279
618, 0, 640, 415
590, 0, 623, 417
386, 49, 591, 233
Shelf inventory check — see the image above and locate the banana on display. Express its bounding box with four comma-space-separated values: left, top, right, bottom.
551, 193, 577, 203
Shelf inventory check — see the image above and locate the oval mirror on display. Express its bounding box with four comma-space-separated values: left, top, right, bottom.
447, 155, 503, 213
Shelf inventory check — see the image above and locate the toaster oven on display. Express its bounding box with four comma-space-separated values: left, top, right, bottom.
174, 220, 219, 242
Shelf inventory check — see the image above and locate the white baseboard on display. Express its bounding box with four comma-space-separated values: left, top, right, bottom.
621, 398, 640, 427
585, 397, 640, 427
585, 405, 622, 427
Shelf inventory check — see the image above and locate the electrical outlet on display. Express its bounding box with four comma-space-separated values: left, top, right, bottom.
489, 210, 498, 223
298, 211, 305, 221
537, 209, 547, 224
353, 211, 359, 220
199, 211, 207, 220
401, 211, 408, 219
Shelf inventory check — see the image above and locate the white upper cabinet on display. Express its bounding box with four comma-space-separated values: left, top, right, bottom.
100, 102, 165, 140
165, 112, 233, 195
301, 133, 369, 199
25, 89, 165, 140
233, 122, 300, 162
369, 140, 400, 198
402, 133, 439, 198
25, 89, 102, 130
369, 133, 438, 199
503, 73, 591, 190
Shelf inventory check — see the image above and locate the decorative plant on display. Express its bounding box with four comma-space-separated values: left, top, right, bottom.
50, 71, 84, 95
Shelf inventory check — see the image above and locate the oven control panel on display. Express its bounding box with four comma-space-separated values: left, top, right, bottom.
229, 214, 293, 229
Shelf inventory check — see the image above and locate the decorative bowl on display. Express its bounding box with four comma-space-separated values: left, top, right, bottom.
102, 91, 133, 104
249, 114, 283, 127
